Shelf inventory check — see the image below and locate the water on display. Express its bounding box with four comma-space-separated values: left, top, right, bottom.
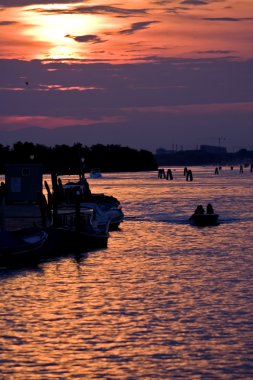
0, 166, 253, 379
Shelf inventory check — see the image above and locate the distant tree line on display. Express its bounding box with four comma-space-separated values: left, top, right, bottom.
156, 149, 253, 166
0, 142, 158, 174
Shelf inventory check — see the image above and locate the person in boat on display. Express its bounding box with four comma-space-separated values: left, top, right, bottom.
194, 205, 205, 215
206, 203, 214, 214
80, 178, 92, 199
0, 182, 6, 231
36, 191, 50, 228
0, 182, 6, 197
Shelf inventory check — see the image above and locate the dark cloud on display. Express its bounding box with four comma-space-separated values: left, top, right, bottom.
0, 21, 18, 25
1, 56, 252, 110
151, 1, 172, 4
180, 0, 208, 5
34, 5, 148, 17
197, 50, 236, 54
65, 34, 106, 44
119, 21, 159, 35
0, 0, 80, 6
202, 17, 253, 22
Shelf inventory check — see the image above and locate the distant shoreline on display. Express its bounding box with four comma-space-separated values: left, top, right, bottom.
155, 148, 253, 167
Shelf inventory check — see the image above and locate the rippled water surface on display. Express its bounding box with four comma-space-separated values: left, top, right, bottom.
1, 167, 253, 379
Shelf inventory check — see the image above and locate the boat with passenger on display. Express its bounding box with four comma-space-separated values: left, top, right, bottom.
189, 213, 219, 226
189, 204, 219, 226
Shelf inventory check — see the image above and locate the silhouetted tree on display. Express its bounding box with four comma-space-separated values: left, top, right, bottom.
0, 142, 158, 174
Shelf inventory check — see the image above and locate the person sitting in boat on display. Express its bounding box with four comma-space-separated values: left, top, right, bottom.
194, 205, 205, 215
36, 191, 50, 228
206, 203, 214, 214
81, 178, 92, 199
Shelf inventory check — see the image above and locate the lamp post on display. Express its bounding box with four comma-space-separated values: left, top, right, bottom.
80, 157, 85, 179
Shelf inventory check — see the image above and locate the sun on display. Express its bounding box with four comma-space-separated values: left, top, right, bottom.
22, 5, 105, 59
33, 14, 99, 44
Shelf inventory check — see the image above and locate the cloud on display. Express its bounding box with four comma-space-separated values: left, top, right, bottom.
196, 50, 236, 55
0, 21, 18, 25
0, 115, 123, 130
150, 0, 186, 13
65, 34, 107, 44
0, 0, 80, 7
151, 1, 172, 4
1, 56, 253, 113
1, 102, 253, 152
34, 5, 148, 18
0, 57, 253, 151
119, 21, 160, 35
202, 17, 253, 22
180, 0, 208, 5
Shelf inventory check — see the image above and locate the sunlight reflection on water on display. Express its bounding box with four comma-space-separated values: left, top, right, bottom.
0, 166, 253, 379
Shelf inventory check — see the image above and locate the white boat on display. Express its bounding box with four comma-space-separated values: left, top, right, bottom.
80, 200, 123, 231
90, 168, 102, 178
61, 179, 124, 230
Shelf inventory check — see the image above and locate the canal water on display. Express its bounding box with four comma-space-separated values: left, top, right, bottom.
0, 166, 253, 379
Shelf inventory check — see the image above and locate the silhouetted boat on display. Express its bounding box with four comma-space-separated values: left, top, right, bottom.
52, 206, 109, 250
0, 228, 48, 266
189, 213, 219, 226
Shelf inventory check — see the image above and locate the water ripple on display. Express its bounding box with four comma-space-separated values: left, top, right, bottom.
1, 168, 253, 379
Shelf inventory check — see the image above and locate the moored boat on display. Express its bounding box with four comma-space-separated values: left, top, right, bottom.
61, 179, 124, 230
90, 168, 102, 178
0, 228, 48, 266
52, 205, 109, 250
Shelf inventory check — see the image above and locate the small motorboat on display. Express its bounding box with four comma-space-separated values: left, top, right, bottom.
90, 168, 102, 179
81, 199, 124, 231
84, 193, 124, 230
189, 213, 219, 227
0, 228, 48, 266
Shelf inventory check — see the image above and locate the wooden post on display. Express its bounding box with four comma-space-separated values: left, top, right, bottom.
0, 197, 5, 231
0, 182, 6, 231
51, 172, 58, 226
75, 191, 81, 233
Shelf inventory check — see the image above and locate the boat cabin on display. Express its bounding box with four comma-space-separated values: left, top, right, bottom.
4, 163, 43, 204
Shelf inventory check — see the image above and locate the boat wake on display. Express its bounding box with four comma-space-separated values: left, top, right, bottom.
124, 215, 190, 225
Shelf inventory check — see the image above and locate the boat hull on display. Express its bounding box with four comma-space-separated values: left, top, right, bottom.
0, 228, 48, 266
189, 214, 219, 226
46, 227, 108, 254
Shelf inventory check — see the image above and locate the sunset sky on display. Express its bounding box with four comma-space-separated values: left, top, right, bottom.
0, 0, 253, 152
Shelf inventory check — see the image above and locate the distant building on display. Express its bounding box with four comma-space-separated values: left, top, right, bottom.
200, 145, 227, 154
156, 148, 174, 155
